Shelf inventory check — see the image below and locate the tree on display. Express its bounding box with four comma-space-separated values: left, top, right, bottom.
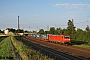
85, 25, 90, 40
32, 31, 37, 33
68, 19, 73, 27
67, 19, 76, 39
55, 27, 62, 35
67, 19, 73, 33
63, 28, 69, 34
75, 28, 86, 40
44, 31, 49, 34
38, 29, 44, 34
16, 29, 24, 33
0, 30, 1, 33
85, 25, 89, 32
49, 27, 55, 34
9, 28, 16, 33
25, 30, 29, 33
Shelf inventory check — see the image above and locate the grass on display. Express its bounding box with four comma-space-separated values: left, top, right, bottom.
86, 40, 90, 44
0, 36, 8, 42
73, 45, 90, 49
0, 37, 13, 60
71, 40, 90, 49
11, 36, 54, 60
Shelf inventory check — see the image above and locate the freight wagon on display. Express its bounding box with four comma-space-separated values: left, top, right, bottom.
48, 34, 70, 44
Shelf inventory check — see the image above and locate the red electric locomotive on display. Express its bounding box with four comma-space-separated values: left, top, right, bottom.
48, 34, 70, 44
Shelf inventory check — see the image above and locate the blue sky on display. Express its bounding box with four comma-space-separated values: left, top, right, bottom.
0, 0, 90, 31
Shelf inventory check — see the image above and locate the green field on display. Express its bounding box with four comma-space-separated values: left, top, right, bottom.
0, 36, 8, 42
0, 36, 14, 60
73, 45, 90, 49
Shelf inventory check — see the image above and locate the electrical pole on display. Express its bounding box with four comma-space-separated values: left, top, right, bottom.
72, 19, 74, 40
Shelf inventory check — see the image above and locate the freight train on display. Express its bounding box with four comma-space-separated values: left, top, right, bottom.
29, 34, 71, 44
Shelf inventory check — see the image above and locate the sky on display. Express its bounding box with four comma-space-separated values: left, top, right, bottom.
0, 0, 90, 31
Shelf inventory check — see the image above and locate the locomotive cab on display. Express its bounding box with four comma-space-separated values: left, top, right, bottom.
63, 35, 70, 44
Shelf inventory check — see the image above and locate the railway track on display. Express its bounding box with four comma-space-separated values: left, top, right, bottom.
19, 37, 88, 60
26, 36, 90, 59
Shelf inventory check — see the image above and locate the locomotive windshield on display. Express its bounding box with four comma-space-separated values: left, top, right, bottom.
64, 36, 70, 38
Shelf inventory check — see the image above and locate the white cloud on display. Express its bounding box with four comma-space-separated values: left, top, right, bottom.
54, 3, 90, 8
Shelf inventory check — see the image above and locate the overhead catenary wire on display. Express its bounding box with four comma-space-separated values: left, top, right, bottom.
74, 20, 90, 24
61, 20, 90, 27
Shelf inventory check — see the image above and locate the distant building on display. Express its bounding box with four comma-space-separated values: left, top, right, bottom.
4, 28, 9, 34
